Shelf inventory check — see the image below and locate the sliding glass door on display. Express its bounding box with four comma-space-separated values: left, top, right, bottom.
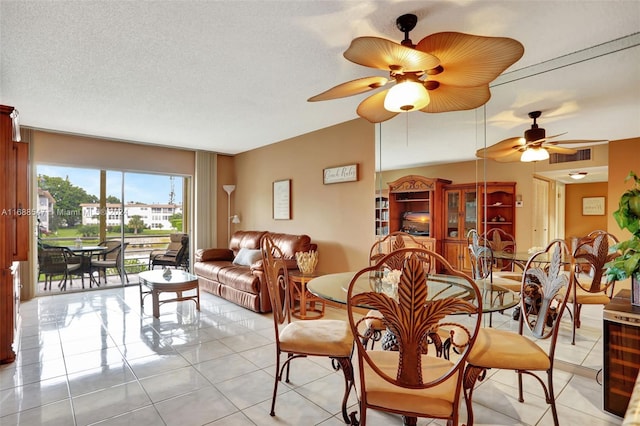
36, 164, 188, 294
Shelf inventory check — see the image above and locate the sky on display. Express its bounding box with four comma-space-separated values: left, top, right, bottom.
37, 165, 184, 205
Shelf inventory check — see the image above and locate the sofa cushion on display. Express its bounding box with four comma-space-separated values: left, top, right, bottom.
268, 232, 312, 259
194, 261, 260, 294
195, 248, 234, 262
229, 231, 267, 255
233, 248, 262, 266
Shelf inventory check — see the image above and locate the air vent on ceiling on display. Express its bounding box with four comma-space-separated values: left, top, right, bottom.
549, 148, 592, 164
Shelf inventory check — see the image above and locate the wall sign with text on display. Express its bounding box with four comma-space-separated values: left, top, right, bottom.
323, 164, 358, 185
582, 196, 606, 216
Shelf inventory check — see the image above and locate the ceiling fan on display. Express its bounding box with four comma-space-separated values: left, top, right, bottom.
307, 13, 524, 123
476, 111, 609, 163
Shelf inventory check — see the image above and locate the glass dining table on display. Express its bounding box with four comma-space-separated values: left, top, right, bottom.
307, 271, 520, 313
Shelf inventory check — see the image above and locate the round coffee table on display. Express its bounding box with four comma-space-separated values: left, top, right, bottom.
139, 269, 199, 318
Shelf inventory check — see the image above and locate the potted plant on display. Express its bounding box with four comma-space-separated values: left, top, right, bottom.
606, 171, 640, 305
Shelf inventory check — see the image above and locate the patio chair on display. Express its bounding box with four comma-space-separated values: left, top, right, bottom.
38, 246, 83, 291
91, 241, 129, 285
149, 233, 189, 270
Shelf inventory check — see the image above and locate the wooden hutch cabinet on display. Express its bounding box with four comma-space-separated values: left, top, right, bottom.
480, 182, 517, 237
1, 104, 28, 364
443, 183, 478, 271
386, 175, 450, 254
442, 181, 516, 272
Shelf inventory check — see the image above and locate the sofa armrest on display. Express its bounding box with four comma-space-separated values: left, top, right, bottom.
195, 248, 234, 262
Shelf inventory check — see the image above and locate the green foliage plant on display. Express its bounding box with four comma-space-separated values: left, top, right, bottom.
606, 171, 640, 282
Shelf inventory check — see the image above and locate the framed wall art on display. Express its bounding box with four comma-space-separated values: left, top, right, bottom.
273, 179, 291, 220
323, 163, 358, 185
582, 196, 605, 216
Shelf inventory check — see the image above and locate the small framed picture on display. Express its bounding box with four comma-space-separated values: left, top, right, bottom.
273, 179, 291, 220
582, 196, 605, 216
323, 164, 358, 185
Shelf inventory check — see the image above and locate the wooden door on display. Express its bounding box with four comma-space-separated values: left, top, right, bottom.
532, 177, 550, 248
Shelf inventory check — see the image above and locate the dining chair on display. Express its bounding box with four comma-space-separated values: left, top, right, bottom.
346, 247, 483, 426
463, 239, 575, 426
482, 228, 519, 271
467, 229, 522, 326
91, 241, 130, 285
260, 234, 354, 424
364, 232, 435, 350
467, 229, 522, 289
568, 230, 620, 345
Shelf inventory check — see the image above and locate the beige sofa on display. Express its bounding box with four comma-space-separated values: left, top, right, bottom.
193, 230, 316, 313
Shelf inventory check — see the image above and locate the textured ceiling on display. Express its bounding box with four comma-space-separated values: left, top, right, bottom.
1, 1, 639, 173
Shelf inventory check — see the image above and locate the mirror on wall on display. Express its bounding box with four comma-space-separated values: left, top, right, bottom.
374, 107, 603, 372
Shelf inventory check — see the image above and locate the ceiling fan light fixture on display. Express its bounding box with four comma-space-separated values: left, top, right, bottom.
569, 171, 588, 180
520, 147, 549, 162
383, 81, 429, 112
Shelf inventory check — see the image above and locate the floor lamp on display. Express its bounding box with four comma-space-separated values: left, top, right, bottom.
223, 185, 236, 243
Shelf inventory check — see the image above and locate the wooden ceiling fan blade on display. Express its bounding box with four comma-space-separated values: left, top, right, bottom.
356, 90, 399, 123
543, 139, 608, 146
307, 77, 389, 102
419, 83, 490, 113
481, 137, 526, 154
415, 32, 524, 87
476, 147, 514, 159
344, 36, 440, 72
545, 146, 577, 155
493, 150, 527, 163
476, 138, 525, 158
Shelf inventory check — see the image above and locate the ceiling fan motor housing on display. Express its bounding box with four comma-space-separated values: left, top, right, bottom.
525, 126, 545, 142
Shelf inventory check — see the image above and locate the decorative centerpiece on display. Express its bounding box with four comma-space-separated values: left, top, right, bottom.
380, 268, 401, 301
162, 268, 172, 280
295, 250, 318, 274
605, 171, 640, 306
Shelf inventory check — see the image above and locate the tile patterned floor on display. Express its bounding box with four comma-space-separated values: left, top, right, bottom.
0, 285, 623, 425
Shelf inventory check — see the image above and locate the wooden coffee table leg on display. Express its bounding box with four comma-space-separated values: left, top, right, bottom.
152, 288, 160, 318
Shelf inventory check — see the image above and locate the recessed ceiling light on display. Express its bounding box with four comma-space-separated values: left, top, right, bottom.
569, 171, 588, 180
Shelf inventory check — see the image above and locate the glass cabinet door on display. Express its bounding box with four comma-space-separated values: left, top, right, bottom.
446, 190, 460, 238
463, 189, 477, 236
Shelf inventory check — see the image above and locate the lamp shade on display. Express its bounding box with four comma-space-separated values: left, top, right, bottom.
222, 184, 236, 195
383, 81, 430, 112
520, 147, 549, 162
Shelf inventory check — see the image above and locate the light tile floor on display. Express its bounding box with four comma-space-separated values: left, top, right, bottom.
0, 285, 623, 425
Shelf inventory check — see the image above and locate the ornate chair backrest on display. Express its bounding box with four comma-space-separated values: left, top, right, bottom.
573, 230, 619, 295
261, 234, 291, 332
348, 247, 482, 390
369, 231, 432, 272
518, 239, 575, 351
467, 229, 493, 281
483, 228, 517, 271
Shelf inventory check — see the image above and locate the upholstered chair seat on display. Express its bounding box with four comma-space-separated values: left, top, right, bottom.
278, 319, 353, 357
